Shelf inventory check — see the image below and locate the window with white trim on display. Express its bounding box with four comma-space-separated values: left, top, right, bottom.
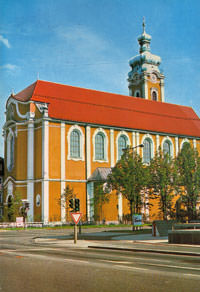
182, 141, 190, 149
152, 90, 158, 101
118, 135, 128, 160
7, 131, 14, 171
163, 140, 172, 156
134, 90, 141, 98
36, 194, 41, 207
143, 138, 152, 163
70, 129, 81, 158
95, 132, 105, 160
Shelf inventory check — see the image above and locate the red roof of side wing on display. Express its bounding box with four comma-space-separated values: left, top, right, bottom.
13, 80, 200, 138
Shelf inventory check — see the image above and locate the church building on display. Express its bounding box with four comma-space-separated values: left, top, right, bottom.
3, 23, 200, 223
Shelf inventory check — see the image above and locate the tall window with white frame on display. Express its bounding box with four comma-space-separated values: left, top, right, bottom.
118, 135, 128, 160
163, 140, 171, 156
152, 90, 157, 101
182, 141, 190, 149
7, 132, 14, 171
95, 132, 105, 160
143, 138, 152, 163
70, 129, 81, 158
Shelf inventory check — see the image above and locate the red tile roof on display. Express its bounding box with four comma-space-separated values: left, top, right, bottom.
13, 80, 200, 138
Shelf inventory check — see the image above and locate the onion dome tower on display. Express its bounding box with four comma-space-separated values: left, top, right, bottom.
128, 19, 165, 102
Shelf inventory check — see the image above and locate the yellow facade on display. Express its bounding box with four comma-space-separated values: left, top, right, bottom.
3, 96, 200, 224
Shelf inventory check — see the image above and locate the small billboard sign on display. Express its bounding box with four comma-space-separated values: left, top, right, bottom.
16, 217, 24, 227
132, 214, 142, 226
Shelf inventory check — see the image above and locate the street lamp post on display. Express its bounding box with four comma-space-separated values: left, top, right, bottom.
122, 144, 144, 152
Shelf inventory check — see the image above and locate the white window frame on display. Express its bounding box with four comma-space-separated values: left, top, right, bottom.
93, 128, 108, 162
7, 129, 15, 171
116, 131, 130, 161
161, 137, 174, 158
151, 88, 158, 101
36, 194, 41, 207
67, 125, 84, 161
141, 134, 154, 164
134, 90, 141, 98
180, 138, 190, 150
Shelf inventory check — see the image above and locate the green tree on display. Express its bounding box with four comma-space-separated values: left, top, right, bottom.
93, 182, 110, 223
59, 185, 76, 222
148, 147, 176, 220
107, 147, 148, 221
3, 192, 23, 222
175, 143, 200, 221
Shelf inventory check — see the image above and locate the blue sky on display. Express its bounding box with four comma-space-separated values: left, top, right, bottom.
0, 0, 200, 157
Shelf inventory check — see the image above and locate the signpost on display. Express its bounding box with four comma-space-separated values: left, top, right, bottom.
132, 214, 142, 230
16, 217, 24, 227
70, 212, 82, 244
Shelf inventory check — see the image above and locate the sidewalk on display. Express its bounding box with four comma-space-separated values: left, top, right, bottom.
34, 229, 200, 257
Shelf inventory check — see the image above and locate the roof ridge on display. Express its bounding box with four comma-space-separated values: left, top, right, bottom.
32, 93, 200, 122
33, 79, 195, 110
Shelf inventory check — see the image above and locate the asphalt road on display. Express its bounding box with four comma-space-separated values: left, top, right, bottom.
0, 229, 200, 292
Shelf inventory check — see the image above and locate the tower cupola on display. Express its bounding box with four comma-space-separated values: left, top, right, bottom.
128, 19, 165, 102
138, 20, 151, 53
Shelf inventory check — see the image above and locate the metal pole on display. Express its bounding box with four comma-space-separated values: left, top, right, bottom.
74, 224, 77, 244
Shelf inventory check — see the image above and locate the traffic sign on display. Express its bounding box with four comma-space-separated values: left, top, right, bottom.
70, 212, 82, 225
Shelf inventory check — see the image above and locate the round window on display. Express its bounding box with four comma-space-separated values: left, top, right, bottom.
36, 194, 40, 207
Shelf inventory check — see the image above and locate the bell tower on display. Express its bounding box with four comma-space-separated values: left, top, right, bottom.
128, 19, 165, 102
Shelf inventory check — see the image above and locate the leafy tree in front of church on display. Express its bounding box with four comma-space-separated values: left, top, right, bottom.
106, 147, 148, 221
93, 182, 110, 224
60, 185, 76, 222
148, 147, 177, 221
175, 143, 200, 221
3, 191, 23, 222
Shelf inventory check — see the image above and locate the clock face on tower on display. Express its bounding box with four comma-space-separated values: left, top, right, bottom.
150, 73, 157, 82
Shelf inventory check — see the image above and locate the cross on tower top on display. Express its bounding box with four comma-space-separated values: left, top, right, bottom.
143, 17, 146, 33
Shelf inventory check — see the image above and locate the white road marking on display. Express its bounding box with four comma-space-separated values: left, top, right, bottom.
144, 262, 200, 271
114, 265, 147, 271
183, 274, 200, 278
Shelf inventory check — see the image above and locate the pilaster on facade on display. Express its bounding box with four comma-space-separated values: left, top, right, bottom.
175, 137, 179, 156
160, 79, 165, 102
42, 119, 49, 224
60, 123, 66, 223
156, 135, 160, 152
87, 182, 94, 222
193, 139, 197, 148
136, 132, 140, 154
118, 193, 123, 223
142, 76, 148, 99
145, 192, 149, 221
86, 126, 91, 179
27, 119, 34, 221
132, 132, 136, 149
110, 129, 115, 167
86, 126, 92, 222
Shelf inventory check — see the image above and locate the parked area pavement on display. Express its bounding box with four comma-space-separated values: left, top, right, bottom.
33, 227, 200, 257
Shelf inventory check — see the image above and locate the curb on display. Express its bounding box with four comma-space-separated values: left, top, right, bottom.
88, 245, 200, 257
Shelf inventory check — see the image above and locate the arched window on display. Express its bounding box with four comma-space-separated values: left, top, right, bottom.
36, 194, 41, 207
143, 138, 152, 163
118, 135, 128, 160
181, 141, 190, 150
7, 131, 14, 171
95, 133, 105, 160
152, 90, 157, 101
163, 140, 171, 156
70, 130, 80, 158
134, 90, 141, 98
